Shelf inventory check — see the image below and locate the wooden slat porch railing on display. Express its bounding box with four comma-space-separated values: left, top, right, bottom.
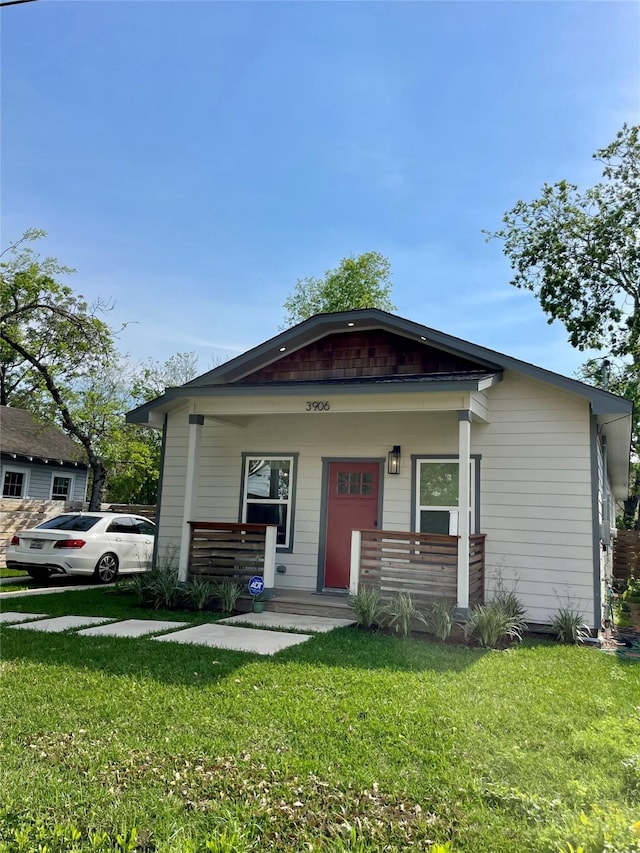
187, 521, 276, 584
356, 530, 485, 606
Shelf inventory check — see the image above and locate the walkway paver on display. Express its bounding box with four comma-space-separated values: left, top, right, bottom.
0, 611, 48, 624
153, 623, 312, 655
77, 618, 188, 638
10, 615, 114, 633
219, 611, 355, 633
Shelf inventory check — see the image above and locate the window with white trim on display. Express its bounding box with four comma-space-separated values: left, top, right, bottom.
2, 467, 29, 498
415, 459, 476, 535
241, 456, 295, 548
51, 474, 74, 501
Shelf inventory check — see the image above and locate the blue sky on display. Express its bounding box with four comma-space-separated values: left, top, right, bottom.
2, 1, 639, 378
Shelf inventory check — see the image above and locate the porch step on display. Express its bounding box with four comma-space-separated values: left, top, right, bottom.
264, 589, 354, 620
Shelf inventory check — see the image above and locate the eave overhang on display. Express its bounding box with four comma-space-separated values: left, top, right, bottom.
126, 371, 503, 425
1, 451, 88, 470
596, 409, 633, 499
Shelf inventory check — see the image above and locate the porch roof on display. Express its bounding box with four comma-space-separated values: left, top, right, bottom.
129, 308, 632, 417
126, 308, 633, 493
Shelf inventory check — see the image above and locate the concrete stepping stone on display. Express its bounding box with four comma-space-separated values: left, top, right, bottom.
153, 623, 312, 655
219, 611, 355, 633
10, 615, 114, 633
77, 619, 188, 638
0, 611, 48, 624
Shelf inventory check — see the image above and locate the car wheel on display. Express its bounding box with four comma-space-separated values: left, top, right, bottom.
27, 567, 51, 584
94, 553, 119, 584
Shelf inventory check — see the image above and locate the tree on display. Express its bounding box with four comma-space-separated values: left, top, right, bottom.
1, 230, 118, 509
488, 123, 640, 524
487, 124, 639, 362
106, 352, 201, 504
578, 358, 640, 527
282, 251, 396, 327
131, 351, 201, 401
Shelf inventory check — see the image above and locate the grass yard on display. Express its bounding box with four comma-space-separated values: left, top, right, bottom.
0, 569, 27, 579
1, 588, 639, 853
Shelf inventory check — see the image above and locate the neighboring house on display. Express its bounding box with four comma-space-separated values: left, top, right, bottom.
0, 406, 88, 502
127, 309, 632, 628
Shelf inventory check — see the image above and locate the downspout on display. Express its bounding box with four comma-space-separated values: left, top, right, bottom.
602, 435, 610, 548
589, 414, 602, 630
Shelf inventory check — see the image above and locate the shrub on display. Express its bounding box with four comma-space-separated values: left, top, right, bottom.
622, 577, 640, 603
464, 600, 527, 648
348, 586, 383, 628
186, 576, 217, 610
132, 566, 182, 610
215, 578, 243, 613
426, 599, 457, 642
613, 598, 632, 628
492, 588, 527, 622
551, 608, 591, 644
383, 592, 422, 638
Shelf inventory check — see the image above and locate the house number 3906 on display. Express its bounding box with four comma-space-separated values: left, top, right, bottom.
306, 401, 330, 411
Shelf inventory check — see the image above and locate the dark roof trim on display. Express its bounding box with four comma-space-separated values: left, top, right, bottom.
185, 308, 502, 386
1, 451, 88, 470
127, 309, 632, 422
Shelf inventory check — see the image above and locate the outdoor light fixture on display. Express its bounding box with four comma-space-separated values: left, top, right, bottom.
387, 445, 401, 475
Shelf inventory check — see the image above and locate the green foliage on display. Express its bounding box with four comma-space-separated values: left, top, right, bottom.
2, 585, 640, 852
131, 351, 201, 400
382, 592, 422, 638
492, 588, 528, 623
348, 586, 383, 628
488, 124, 639, 359
464, 600, 527, 648
612, 597, 632, 629
106, 352, 201, 504
488, 124, 640, 523
282, 252, 396, 327
214, 578, 243, 614
551, 609, 591, 645
186, 576, 217, 611
1, 230, 203, 508
425, 599, 457, 642
622, 577, 640, 603
0, 230, 119, 507
132, 566, 182, 610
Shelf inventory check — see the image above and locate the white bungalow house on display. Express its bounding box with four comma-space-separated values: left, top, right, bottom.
126, 309, 632, 628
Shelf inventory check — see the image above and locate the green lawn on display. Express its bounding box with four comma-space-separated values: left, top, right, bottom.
0, 568, 27, 579
1, 589, 639, 853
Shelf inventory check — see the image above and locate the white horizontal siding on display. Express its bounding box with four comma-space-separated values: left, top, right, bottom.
157, 374, 597, 623
475, 372, 594, 624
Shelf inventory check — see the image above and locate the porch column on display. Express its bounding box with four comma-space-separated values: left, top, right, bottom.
178, 414, 204, 582
349, 530, 362, 595
457, 410, 471, 612
263, 525, 277, 597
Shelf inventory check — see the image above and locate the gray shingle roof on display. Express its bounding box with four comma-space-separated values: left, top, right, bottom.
0, 406, 87, 466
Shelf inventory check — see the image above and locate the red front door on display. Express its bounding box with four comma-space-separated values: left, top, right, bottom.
324, 461, 380, 589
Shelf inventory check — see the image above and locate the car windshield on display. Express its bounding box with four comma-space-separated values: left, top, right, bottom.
37, 515, 102, 532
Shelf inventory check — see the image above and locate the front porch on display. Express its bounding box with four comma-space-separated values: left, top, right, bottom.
185, 521, 485, 613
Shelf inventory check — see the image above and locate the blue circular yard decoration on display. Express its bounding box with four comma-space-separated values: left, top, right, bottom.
248, 576, 265, 597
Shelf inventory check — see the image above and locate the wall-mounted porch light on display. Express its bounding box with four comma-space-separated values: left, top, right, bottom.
387, 445, 401, 475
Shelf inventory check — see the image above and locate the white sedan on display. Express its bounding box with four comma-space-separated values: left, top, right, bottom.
6, 512, 156, 584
